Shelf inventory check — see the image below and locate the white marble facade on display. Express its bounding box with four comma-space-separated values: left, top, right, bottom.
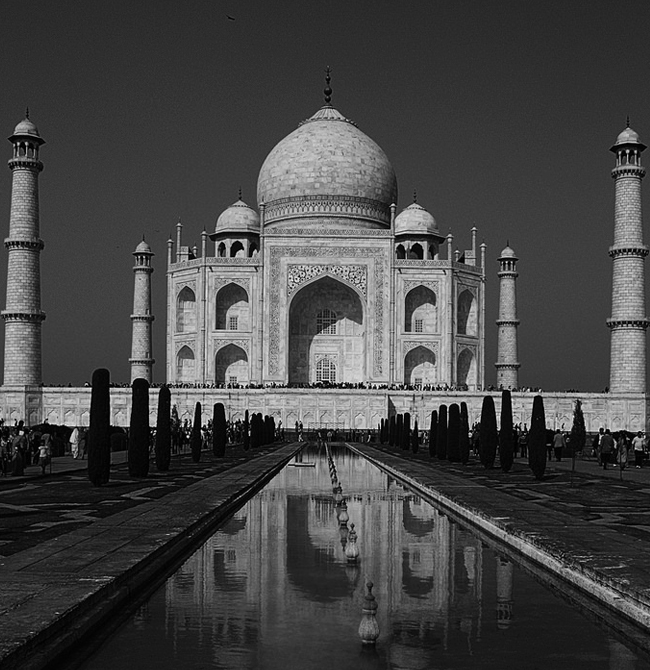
166, 99, 485, 389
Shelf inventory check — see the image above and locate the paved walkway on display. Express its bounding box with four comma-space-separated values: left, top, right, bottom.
2, 442, 650, 668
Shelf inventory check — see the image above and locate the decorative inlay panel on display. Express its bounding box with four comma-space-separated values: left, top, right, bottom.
176, 280, 196, 295
268, 246, 386, 377
266, 226, 392, 237
287, 264, 367, 297
214, 277, 251, 294
174, 340, 195, 354
214, 339, 250, 356
264, 195, 390, 225
403, 280, 439, 295
403, 340, 439, 357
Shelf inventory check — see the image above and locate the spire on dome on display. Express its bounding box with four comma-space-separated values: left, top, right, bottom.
627, 115, 630, 128
238, 186, 242, 200
413, 189, 417, 204
25, 107, 30, 119
324, 66, 332, 106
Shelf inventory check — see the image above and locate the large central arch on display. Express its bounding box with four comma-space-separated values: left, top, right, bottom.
288, 276, 364, 385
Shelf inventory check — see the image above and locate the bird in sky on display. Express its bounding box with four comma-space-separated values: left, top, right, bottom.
227, 15, 235, 20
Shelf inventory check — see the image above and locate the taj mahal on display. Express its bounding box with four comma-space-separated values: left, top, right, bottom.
0, 77, 648, 431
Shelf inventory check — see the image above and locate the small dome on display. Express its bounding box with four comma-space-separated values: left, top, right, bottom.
499, 244, 517, 259
257, 105, 397, 227
134, 239, 153, 255
394, 202, 438, 236
613, 125, 644, 147
214, 199, 260, 234
10, 116, 43, 143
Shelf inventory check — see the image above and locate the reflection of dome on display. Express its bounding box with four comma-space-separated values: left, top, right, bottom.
214, 199, 260, 234
257, 105, 397, 227
395, 202, 438, 236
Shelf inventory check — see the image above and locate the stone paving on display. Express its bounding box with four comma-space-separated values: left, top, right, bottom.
2, 443, 650, 667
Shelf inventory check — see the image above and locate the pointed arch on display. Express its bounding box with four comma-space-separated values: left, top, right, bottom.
457, 289, 477, 336
177, 345, 195, 382
216, 283, 250, 331
404, 346, 436, 385
405, 286, 437, 333
408, 243, 424, 260
230, 241, 245, 258
396, 244, 406, 259
288, 276, 364, 384
215, 344, 248, 384
457, 348, 476, 386
176, 287, 196, 333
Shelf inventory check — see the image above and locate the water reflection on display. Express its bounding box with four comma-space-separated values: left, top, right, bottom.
82, 445, 650, 670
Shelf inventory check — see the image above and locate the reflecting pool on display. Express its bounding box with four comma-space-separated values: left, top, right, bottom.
80, 445, 650, 669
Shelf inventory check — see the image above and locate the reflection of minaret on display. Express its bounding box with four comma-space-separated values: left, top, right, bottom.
608, 123, 648, 393
495, 244, 520, 389
495, 555, 514, 630
130, 239, 155, 382
3, 112, 46, 386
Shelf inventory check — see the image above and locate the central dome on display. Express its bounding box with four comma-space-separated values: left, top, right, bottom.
257, 105, 397, 228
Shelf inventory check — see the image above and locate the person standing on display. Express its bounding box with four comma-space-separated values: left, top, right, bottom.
600, 429, 615, 470
553, 430, 566, 462
617, 433, 629, 471
38, 433, 52, 475
69, 427, 80, 459
632, 431, 645, 468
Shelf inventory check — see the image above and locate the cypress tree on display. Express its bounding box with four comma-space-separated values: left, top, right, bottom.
87, 368, 111, 487
447, 403, 461, 462
528, 395, 547, 481
128, 378, 150, 478
190, 402, 202, 463
479, 395, 498, 469
459, 402, 470, 464
379, 418, 386, 444
569, 399, 586, 457
401, 412, 411, 450
243, 409, 250, 451
155, 385, 172, 472
250, 413, 261, 449
396, 414, 403, 450
436, 405, 448, 459
428, 410, 438, 458
388, 415, 396, 447
213, 402, 227, 457
499, 390, 515, 473
411, 419, 419, 453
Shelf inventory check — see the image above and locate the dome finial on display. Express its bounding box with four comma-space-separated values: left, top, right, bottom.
627, 114, 631, 128
25, 107, 29, 119
413, 189, 417, 204
238, 186, 242, 200
324, 66, 332, 106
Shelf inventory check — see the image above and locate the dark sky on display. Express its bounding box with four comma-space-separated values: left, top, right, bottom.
1, 0, 650, 391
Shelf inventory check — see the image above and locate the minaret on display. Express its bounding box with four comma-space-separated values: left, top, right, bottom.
495, 244, 520, 389
129, 239, 155, 382
608, 124, 648, 393
2, 112, 46, 386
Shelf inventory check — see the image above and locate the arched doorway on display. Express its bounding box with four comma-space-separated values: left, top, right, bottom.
457, 348, 476, 387
288, 276, 364, 385
176, 287, 196, 333
215, 344, 248, 385
177, 345, 195, 382
458, 290, 477, 335
405, 286, 437, 333
404, 346, 436, 385
216, 284, 249, 331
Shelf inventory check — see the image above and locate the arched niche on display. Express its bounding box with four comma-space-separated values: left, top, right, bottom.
457, 289, 477, 336
176, 287, 196, 333
217, 242, 226, 257
216, 283, 249, 331
408, 243, 424, 259
288, 276, 364, 385
230, 241, 245, 258
405, 286, 437, 333
215, 344, 248, 384
177, 345, 195, 382
457, 348, 475, 386
396, 244, 406, 260
404, 345, 436, 385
